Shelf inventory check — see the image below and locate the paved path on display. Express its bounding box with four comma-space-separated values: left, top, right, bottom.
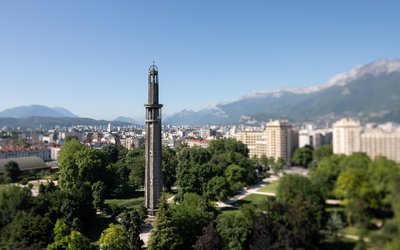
216, 175, 279, 208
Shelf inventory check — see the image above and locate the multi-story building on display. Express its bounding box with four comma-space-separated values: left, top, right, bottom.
361, 126, 400, 162
333, 118, 361, 155
235, 120, 293, 163
235, 130, 263, 157
333, 119, 400, 162
264, 120, 292, 163
299, 128, 332, 148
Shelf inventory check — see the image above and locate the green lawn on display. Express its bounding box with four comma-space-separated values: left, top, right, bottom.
257, 181, 279, 194
220, 194, 268, 215
104, 191, 144, 207
105, 196, 144, 207
219, 206, 241, 215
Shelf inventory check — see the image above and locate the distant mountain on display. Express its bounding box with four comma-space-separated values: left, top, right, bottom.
52, 107, 79, 118
165, 59, 400, 125
114, 116, 137, 124
0, 105, 78, 118
0, 117, 136, 129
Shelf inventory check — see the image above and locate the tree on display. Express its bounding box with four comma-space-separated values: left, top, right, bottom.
99, 224, 126, 250
75, 148, 108, 185
252, 197, 321, 250
326, 212, 344, 241
148, 197, 180, 250
291, 146, 313, 168
259, 154, 270, 172
67, 231, 93, 250
205, 176, 232, 201
0, 185, 32, 229
193, 222, 221, 250
149, 193, 215, 250
368, 157, 400, 210
216, 213, 249, 250
92, 181, 106, 210
48, 219, 93, 250
101, 145, 127, 165
208, 138, 249, 157
60, 183, 96, 229
170, 193, 215, 249
127, 150, 145, 190
271, 157, 285, 176
310, 154, 345, 199
119, 209, 144, 250
0, 211, 53, 249
276, 174, 325, 242
334, 167, 372, 225
312, 144, 333, 163
224, 164, 246, 193
162, 147, 178, 191
277, 174, 324, 213
3, 160, 20, 183
58, 138, 85, 190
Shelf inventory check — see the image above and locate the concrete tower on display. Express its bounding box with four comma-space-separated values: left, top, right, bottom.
145, 64, 163, 215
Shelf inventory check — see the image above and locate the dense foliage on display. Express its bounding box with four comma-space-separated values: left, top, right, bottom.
176, 138, 257, 201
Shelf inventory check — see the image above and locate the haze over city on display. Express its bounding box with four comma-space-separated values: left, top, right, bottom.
1, 1, 400, 120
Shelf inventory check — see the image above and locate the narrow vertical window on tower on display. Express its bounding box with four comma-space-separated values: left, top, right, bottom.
144, 64, 163, 215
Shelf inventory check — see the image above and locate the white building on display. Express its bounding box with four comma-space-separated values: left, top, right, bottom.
235, 120, 293, 163
333, 118, 400, 162
333, 118, 361, 155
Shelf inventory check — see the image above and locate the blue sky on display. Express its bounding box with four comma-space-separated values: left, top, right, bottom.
0, 1, 399, 120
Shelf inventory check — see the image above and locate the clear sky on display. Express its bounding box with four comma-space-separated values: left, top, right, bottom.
0, 1, 399, 120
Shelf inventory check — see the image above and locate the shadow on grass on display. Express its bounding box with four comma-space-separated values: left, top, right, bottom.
232, 200, 252, 207
111, 190, 144, 199
84, 213, 113, 243
219, 206, 239, 212
219, 206, 241, 215
320, 239, 356, 250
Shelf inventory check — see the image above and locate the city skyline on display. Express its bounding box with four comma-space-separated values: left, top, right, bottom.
1, 1, 400, 120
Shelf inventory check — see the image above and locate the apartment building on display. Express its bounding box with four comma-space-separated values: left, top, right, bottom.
235, 120, 293, 163
333, 118, 400, 162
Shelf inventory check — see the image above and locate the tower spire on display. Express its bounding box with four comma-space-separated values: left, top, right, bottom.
144, 64, 163, 215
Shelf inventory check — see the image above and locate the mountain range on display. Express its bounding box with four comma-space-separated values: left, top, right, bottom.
0, 105, 138, 128
0, 105, 78, 118
165, 59, 400, 125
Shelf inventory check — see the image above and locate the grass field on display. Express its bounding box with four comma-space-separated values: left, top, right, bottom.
257, 180, 279, 194
219, 194, 268, 215
105, 196, 144, 207
104, 191, 144, 207
232, 193, 268, 207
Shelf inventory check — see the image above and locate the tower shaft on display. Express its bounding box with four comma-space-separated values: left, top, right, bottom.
145, 65, 163, 215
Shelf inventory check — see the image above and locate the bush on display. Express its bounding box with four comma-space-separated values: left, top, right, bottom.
20, 178, 29, 185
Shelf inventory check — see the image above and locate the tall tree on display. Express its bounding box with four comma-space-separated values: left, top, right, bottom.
58, 138, 85, 190
216, 213, 249, 250
0, 211, 53, 249
148, 197, 180, 250
99, 224, 126, 250
92, 181, 106, 210
193, 222, 221, 250
291, 146, 313, 168
0, 186, 32, 229
162, 147, 178, 192
119, 209, 144, 250
3, 160, 20, 183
